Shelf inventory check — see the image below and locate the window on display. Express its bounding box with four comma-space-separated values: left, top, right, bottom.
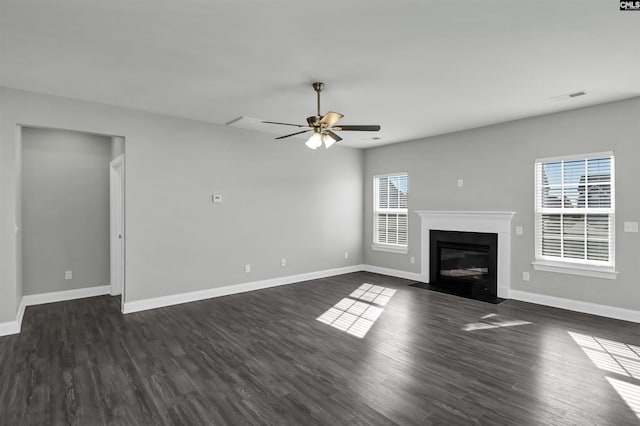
534, 152, 616, 279
373, 174, 408, 253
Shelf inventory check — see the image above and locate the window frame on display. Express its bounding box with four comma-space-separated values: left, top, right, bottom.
372, 173, 409, 254
532, 151, 618, 279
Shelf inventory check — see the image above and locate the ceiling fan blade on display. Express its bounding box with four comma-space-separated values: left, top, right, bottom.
325, 129, 342, 142
262, 120, 308, 128
275, 129, 312, 140
319, 111, 344, 126
333, 125, 381, 132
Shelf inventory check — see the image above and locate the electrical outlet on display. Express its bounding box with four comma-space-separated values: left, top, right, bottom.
457, 179, 464, 188
516, 226, 523, 235
410, 256, 415, 264
212, 194, 222, 203
624, 222, 639, 233
522, 272, 530, 282
245, 264, 251, 273
65, 270, 72, 280
344, 251, 349, 260
281, 258, 286, 267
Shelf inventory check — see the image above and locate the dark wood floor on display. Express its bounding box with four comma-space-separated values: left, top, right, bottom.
2, 272, 640, 425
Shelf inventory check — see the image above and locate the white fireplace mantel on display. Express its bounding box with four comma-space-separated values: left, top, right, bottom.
415, 211, 516, 299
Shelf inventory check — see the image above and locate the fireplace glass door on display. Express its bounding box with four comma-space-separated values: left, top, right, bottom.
438, 244, 490, 282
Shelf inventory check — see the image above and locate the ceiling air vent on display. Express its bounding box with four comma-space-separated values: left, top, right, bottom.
225, 116, 297, 137
551, 90, 587, 101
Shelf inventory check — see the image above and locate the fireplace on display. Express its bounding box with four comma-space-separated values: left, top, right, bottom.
429, 230, 499, 303
415, 211, 515, 300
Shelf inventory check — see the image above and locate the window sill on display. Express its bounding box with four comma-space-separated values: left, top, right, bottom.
371, 244, 408, 254
531, 260, 618, 280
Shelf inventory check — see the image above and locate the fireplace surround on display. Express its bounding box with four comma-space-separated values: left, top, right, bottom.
415, 211, 515, 299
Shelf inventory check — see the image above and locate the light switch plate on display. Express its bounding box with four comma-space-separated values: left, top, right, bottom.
624, 221, 639, 232
516, 226, 523, 235
212, 194, 222, 203
457, 179, 463, 188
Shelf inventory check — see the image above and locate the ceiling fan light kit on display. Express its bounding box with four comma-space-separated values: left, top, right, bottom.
263, 82, 381, 150
305, 131, 323, 149
321, 132, 337, 149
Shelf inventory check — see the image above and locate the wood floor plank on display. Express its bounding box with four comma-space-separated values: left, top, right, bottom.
1, 271, 640, 425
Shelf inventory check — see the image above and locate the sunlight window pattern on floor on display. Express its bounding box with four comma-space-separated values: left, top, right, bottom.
462, 313, 532, 331
570, 331, 640, 419
606, 378, 640, 419
317, 283, 396, 338
569, 331, 640, 379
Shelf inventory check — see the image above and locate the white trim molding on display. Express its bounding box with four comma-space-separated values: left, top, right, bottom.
123, 265, 365, 314
2, 267, 638, 336
415, 211, 516, 298
510, 289, 640, 323
371, 244, 409, 254
0, 300, 26, 336
22, 285, 111, 306
0, 285, 111, 337
532, 260, 618, 280
363, 264, 423, 282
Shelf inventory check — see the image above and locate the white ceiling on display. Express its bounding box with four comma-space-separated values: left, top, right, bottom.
1, 1, 639, 148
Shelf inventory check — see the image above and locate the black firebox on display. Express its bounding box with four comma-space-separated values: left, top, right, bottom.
428, 230, 500, 303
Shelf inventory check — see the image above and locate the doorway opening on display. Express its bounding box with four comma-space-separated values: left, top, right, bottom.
19, 127, 125, 311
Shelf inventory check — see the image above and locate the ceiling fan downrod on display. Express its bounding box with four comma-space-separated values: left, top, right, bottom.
312, 82, 325, 119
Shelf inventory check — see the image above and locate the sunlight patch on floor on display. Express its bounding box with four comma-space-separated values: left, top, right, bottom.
317, 283, 396, 338
569, 331, 640, 419
569, 331, 640, 379
607, 377, 640, 419
462, 313, 532, 331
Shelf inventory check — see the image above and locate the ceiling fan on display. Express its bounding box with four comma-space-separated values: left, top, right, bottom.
262, 82, 381, 149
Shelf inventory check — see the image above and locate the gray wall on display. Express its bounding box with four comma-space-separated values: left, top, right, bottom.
22, 127, 112, 295
0, 87, 364, 321
364, 97, 640, 311
4, 85, 636, 322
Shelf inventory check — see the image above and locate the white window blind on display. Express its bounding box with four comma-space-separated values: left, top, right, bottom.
374, 174, 408, 247
534, 152, 615, 267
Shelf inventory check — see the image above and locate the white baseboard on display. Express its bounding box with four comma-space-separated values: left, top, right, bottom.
0, 285, 111, 337
0, 321, 20, 337
365, 265, 640, 324
123, 265, 365, 314
509, 289, 640, 324
4, 269, 638, 336
362, 264, 425, 282
0, 299, 25, 337
22, 285, 111, 307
